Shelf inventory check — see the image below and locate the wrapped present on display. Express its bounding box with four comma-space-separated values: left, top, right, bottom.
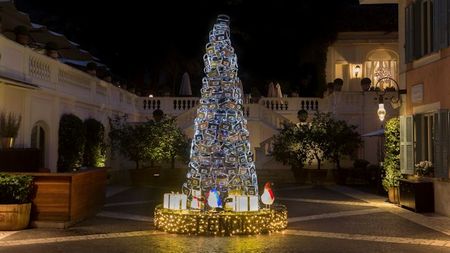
163, 193, 187, 210
226, 195, 259, 212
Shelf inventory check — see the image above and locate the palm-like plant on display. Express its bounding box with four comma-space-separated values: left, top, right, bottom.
0, 112, 22, 138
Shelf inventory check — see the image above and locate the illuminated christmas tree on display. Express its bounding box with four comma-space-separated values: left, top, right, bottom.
182, 14, 258, 209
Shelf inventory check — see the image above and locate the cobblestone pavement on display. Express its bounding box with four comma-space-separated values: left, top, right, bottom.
1, 184, 450, 253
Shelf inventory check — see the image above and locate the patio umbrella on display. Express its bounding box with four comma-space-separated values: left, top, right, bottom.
29, 28, 78, 50
58, 46, 93, 61
179, 72, 192, 96
0, 2, 33, 40
238, 79, 244, 94
267, 82, 276, 97
361, 128, 384, 137
275, 82, 283, 98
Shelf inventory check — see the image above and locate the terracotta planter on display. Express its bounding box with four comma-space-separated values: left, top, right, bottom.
1, 137, 14, 149
0, 203, 31, 230
388, 187, 399, 204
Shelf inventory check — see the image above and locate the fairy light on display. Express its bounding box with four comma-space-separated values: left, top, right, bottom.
155, 14, 288, 236
154, 204, 287, 235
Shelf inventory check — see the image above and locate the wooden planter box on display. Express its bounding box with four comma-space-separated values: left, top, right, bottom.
0, 203, 31, 230
399, 179, 434, 213
11, 168, 107, 228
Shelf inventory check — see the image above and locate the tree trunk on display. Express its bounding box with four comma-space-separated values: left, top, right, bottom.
335, 155, 341, 170
135, 160, 140, 170
171, 155, 175, 169
315, 154, 321, 170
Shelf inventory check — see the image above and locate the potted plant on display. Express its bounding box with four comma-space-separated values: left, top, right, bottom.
0, 173, 34, 230
360, 78, 371, 91
250, 87, 261, 103
0, 112, 22, 149
333, 78, 344, 91
415, 161, 434, 177
382, 118, 401, 203
14, 25, 30, 46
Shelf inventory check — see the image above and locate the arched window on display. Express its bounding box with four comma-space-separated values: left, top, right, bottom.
364, 49, 399, 89
31, 122, 48, 168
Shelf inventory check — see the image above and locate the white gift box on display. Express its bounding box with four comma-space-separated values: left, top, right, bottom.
163, 193, 187, 210
226, 195, 259, 212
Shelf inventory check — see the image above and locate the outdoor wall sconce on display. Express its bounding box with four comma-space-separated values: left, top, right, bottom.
377, 96, 386, 122
353, 65, 361, 78
374, 77, 406, 122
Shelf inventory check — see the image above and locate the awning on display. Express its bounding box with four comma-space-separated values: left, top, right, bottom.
361, 128, 384, 137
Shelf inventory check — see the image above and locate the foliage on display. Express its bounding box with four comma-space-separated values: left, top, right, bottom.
272, 122, 307, 170
297, 109, 308, 123
415, 160, 433, 176
0, 112, 22, 138
14, 25, 29, 35
353, 159, 370, 169
382, 117, 401, 191
108, 115, 189, 169
316, 113, 362, 170
272, 112, 361, 170
83, 118, 106, 167
58, 114, 85, 172
0, 174, 34, 204
156, 117, 190, 166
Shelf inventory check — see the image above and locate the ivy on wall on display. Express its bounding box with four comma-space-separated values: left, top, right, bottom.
382, 117, 401, 191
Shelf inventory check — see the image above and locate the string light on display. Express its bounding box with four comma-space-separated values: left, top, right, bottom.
154, 204, 287, 235
155, 14, 288, 236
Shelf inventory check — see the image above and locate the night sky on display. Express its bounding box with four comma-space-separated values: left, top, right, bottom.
15, 0, 397, 97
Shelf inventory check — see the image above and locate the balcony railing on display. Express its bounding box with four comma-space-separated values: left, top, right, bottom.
0, 34, 141, 117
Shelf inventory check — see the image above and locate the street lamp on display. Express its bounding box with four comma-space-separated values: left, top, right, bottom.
373, 77, 405, 122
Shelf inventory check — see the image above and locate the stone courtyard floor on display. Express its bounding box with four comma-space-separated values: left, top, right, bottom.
1, 184, 450, 253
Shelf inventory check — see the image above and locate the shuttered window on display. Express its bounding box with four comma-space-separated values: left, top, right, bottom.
433, 0, 447, 50
400, 115, 414, 174
433, 110, 449, 178
406, 5, 414, 63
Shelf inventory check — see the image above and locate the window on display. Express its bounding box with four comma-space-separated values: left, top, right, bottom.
31, 123, 47, 168
421, 0, 433, 55
414, 113, 434, 163
364, 49, 399, 88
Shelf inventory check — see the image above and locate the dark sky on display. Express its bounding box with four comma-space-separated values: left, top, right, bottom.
15, 0, 397, 97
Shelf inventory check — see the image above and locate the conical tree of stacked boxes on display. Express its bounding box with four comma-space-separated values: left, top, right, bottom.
182, 15, 258, 209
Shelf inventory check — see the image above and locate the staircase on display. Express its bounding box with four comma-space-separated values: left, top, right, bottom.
175, 103, 293, 171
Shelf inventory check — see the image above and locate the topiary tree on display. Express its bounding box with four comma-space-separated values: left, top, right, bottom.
272, 122, 308, 170
58, 114, 85, 172
317, 113, 362, 170
108, 115, 189, 169
382, 117, 401, 191
83, 118, 106, 167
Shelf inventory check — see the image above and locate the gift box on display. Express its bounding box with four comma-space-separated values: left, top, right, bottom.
226, 195, 259, 212
163, 193, 187, 210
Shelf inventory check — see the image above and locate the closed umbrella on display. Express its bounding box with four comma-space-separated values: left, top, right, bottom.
179, 72, 192, 96
275, 82, 283, 98
267, 82, 275, 97
238, 79, 244, 94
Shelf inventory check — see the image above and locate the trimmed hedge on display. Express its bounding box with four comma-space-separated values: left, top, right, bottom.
57, 114, 85, 172
83, 118, 106, 167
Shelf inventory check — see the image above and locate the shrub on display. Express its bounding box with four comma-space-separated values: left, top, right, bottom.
382, 117, 401, 191
58, 114, 85, 171
0, 174, 34, 204
353, 159, 369, 169
83, 118, 106, 167
0, 112, 22, 138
